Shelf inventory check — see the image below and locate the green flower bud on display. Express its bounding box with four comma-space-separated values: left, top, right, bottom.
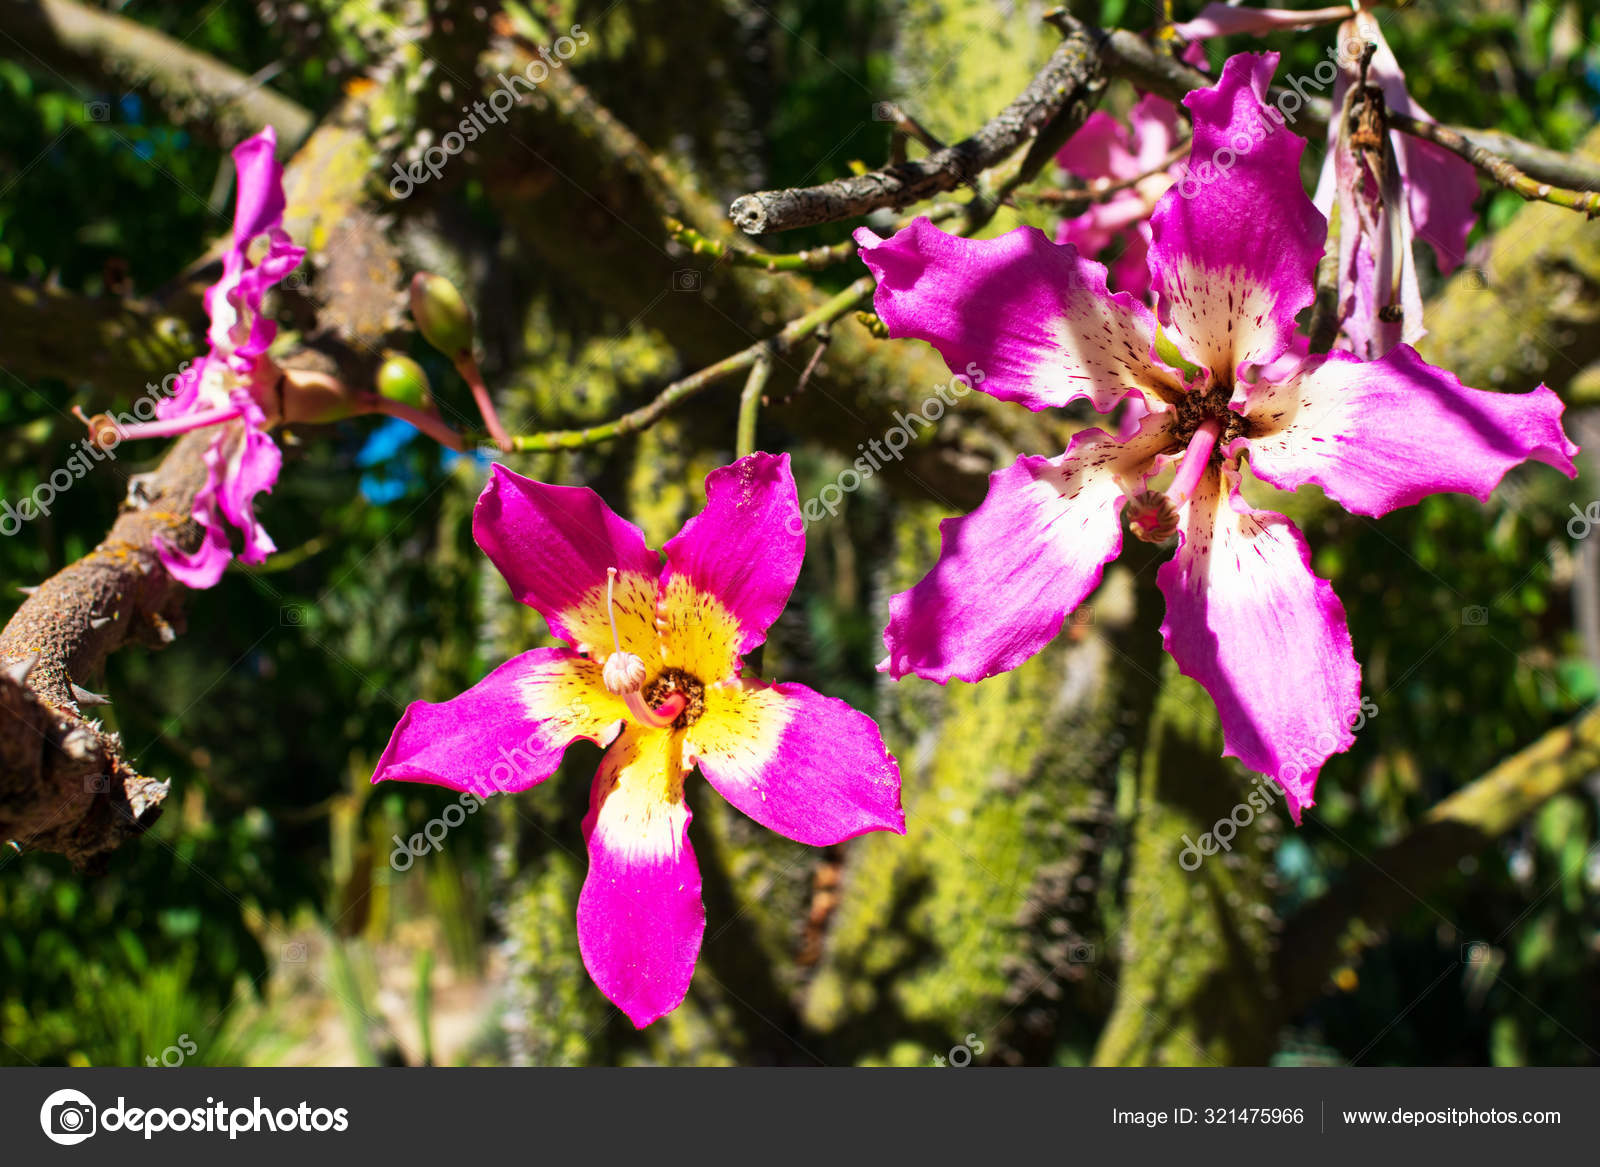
376, 354, 432, 410
409, 272, 475, 359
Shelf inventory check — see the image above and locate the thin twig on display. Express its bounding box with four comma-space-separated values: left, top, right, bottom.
510, 278, 877, 452
668, 203, 966, 272
883, 103, 946, 154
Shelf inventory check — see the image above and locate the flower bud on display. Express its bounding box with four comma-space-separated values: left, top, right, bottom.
278, 368, 365, 425
409, 272, 474, 359
376, 354, 432, 410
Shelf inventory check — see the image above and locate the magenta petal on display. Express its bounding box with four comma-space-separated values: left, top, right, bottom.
230, 127, 288, 248
855, 217, 1180, 414
157, 484, 234, 589
1128, 94, 1181, 172
1156, 467, 1360, 821
1149, 52, 1326, 378
155, 356, 207, 421
578, 728, 704, 1028
210, 412, 280, 566
473, 464, 662, 645
1242, 345, 1579, 518
689, 680, 904, 846
1109, 224, 1154, 302
660, 452, 803, 656
1056, 110, 1139, 181
883, 414, 1172, 683
373, 648, 613, 797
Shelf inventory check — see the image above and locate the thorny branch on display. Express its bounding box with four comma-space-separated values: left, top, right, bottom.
0, 430, 213, 869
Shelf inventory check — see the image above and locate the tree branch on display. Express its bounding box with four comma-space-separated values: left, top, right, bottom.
1388, 111, 1600, 216
0, 0, 313, 150
727, 22, 1106, 234
0, 429, 213, 869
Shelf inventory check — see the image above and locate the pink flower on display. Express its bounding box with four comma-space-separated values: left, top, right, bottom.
116, 127, 305, 587
372, 453, 905, 1027
855, 54, 1576, 821
1053, 95, 1184, 300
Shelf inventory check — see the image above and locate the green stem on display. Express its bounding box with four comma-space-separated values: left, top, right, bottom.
735, 347, 774, 458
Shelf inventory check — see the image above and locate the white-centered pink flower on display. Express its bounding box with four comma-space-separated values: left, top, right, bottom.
854, 53, 1576, 821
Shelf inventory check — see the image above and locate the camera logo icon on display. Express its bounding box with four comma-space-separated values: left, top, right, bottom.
40, 1088, 97, 1145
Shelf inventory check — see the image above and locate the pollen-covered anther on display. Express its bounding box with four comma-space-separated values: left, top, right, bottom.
71, 406, 121, 451
1126, 490, 1180, 544
602, 651, 647, 695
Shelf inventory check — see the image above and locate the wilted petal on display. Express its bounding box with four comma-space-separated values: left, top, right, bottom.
1240, 345, 1578, 517
856, 217, 1182, 414
578, 726, 703, 1028
207, 128, 305, 365
372, 648, 626, 797
230, 127, 288, 247
211, 410, 280, 566
687, 680, 904, 845
883, 413, 1174, 683
1358, 13, 1477, 275
1149, 53, 1326, 378
1156, 466, 1360, 821
660, 453, 803, 661
157, 482, 234, 589
473, 464, 663, 651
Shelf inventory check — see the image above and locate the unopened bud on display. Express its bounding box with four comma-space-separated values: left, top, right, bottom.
602, 652, 647, 695
278, 368, 364, 425
409, 272, 474, 359
376, 354, 432, 410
